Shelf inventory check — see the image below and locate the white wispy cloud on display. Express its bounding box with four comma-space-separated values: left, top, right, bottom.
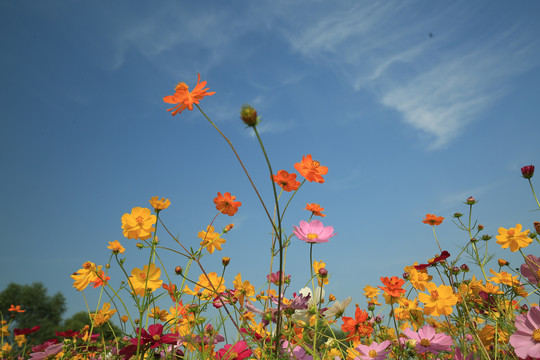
276, 1, 540, 149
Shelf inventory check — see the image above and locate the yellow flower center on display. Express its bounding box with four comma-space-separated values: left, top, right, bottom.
430, 290, 439, 299
420, 338, 431, 347
83, 261, 92, 269
368, 349, 378, 358
175, 82, 189, 91
152, 334, 161, 341
307, 233, 319, 240
507, 229, 515, 236
136, 216, 144, 223
138, 273, 147, 281
311, 160, 320, 169
532, 328, 540, 342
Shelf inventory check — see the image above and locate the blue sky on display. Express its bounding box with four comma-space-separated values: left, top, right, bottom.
1, 0, 539, 322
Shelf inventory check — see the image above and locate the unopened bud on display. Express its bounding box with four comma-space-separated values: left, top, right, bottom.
460, 264, 469, 272
521, 304, 529, 312
481, 235, 492, 241
367, 303, 375, 311
205, 323, 214, 334
121, 315, 129, 323
175, 266, 182, 275
136, 243, 144, 249
406, 339, 417, 349
223, 224, 234, 233
534, 221, 540, 234
240, 104, 259, 127
403, 272, 410, 280
477, 224, 484, 231
451, 267, 460, 275
329, 294, 336, 302
465, 196, 477, 205
453, 212, 463, 218
470, 238, 478, 243
498, 259, 509, 267
318, 268, 328, 278
521, 165, 535, 179
222, 257, 230, 266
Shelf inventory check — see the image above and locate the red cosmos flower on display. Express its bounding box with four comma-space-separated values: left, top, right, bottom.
14, 325, 40, 336
163, 73, 216, 116
414, 251, 451, 270
216, 340, 252, 360
214, 192, 242, 216
423, 214, 444, 226
341, 305, 373, 341
378, 276, 406, 297
119, 324, 178, 360
56, 329, 80, 338
272, 170, 301, 192
294, 155, 328, 183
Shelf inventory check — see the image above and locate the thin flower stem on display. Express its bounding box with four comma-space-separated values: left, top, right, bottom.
528, 179, 540, 209
195, 104, 278, 236
433, 226, 442, 252
252, 125, 285, 357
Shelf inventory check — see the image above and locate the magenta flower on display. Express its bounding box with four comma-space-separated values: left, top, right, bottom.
355, 340, 391, 360
293, 220, 336, 243
400, 325, 452, 355
510, 306, 540, 359
521, 255, 540, 284
267, 271, 291, 285
216, 340, 252, 360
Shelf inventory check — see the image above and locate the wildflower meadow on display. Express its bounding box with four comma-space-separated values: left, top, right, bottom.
1, 74, 540, 360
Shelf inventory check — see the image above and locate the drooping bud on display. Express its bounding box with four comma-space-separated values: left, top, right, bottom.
402, 272, 410, 280
329, 294, 336, 302
534, 222, 540, 234
240, 104, 259, 127
223, 224, 234, 233
521, 165, 535, 179
498, 259, 509, 267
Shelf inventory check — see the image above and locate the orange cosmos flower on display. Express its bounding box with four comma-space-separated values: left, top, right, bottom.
214, 192, 242, 216
8, 305, 25, 313
341, 305, 373, 341
90, 270, 110, 288
422, 214, 444, 226
294, 154, 328, 183
378, 276, 406, 298
163, 74, 215, 116
272, 170, 301, 192
305, 203, 326, 217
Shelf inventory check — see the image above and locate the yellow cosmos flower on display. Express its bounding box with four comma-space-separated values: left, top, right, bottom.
129, 263, 162, 296
15, 334, 26, 347
233, 273, 255, 307
184, 272, 225, 299
1, 323, 9, 337
418, 282, 458, 317
149, 196, 171, 212
71, 261, 100, 291
107, 240, 125, 254
363, 285, 380, 299
149, 306, 169, 322
489, 269, 519, 286
404, 264, 433, 291
197, 226, 226, 254
495, 224, 531, 252
121, 207, 156, 240
91, 302, 117, 327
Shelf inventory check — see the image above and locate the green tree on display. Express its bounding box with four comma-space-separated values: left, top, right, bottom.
0, 282, 66, 344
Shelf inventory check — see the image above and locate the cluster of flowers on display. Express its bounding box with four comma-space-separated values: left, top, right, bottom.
1, 75, 539, 360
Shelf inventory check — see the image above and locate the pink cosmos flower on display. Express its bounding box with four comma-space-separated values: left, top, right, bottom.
510, 306, 540, 359
400, 325, 453, 355
521, 255, 540, 284
216, 340, 252, 360
29, 343, 64, 360
355, 340, 391, 360
293, 220, 336, 244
